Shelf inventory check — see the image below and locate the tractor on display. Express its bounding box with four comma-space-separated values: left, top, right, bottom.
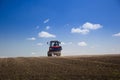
47, 40, 62, 56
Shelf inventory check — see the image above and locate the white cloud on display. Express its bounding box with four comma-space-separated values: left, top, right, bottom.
38, 31, 56, 38
71, 22, 102, 34
71, 28, 89, 34
61, 42, 65, 45
37, 43, 43, 46
78, 41, 87, 47
113, 32, 120, 37
44, 18, 49, 23
82, 22, 102, 30
46, 26, 50, 30
27, 37, 36, 40
61, 42, 73, 45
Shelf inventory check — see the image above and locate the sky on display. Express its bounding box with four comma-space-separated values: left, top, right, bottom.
0, 0, 120, 57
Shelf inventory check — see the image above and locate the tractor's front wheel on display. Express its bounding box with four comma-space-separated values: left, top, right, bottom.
47, 52, 52, 57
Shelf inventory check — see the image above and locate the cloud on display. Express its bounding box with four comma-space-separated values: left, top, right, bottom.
113, 32, 120, 37
82, 22, 102, 30
46, 26, 50, 30
61, 42, 73, 45
71, 28, 89, 34
61, 42, 66, 45
78, 41, 87, 46
37, 43, 43, 46
71, 22, 102, 34
27, 37, 36, 40
38, 31, 56, 38
44, 18, 49, 23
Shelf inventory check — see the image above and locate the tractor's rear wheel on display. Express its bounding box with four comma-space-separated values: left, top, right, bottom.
57, 53, 61, 56
56, 52, 61, 56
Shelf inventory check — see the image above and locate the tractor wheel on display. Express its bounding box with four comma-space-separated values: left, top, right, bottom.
48, 52, 52, 57
57, 53, 61, 56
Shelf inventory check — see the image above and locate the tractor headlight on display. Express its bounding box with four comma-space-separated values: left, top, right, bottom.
49, 48, 52, 50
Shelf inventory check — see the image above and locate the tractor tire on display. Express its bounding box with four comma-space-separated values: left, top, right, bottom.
48, 52, 52, 57
57, 53, 61, 56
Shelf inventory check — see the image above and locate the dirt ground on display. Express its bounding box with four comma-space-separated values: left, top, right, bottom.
0, 54, 120, 80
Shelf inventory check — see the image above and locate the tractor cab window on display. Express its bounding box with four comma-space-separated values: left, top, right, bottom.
50, 41, 60, 47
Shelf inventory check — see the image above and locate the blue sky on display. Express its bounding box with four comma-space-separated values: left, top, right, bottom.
0, 0, 120, 57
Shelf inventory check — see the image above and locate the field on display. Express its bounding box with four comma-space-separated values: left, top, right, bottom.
0, 54, 120, 80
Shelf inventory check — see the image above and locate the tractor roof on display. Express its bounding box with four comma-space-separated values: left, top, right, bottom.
50, 40, 60, 42
52, 40, 59, 42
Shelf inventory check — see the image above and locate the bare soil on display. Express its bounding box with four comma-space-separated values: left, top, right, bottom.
0, 54, 120, 80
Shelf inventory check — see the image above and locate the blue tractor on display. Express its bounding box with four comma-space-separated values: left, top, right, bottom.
47, 40, 62, 56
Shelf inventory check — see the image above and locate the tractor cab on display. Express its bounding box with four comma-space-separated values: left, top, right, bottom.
47, 40, 62, 56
